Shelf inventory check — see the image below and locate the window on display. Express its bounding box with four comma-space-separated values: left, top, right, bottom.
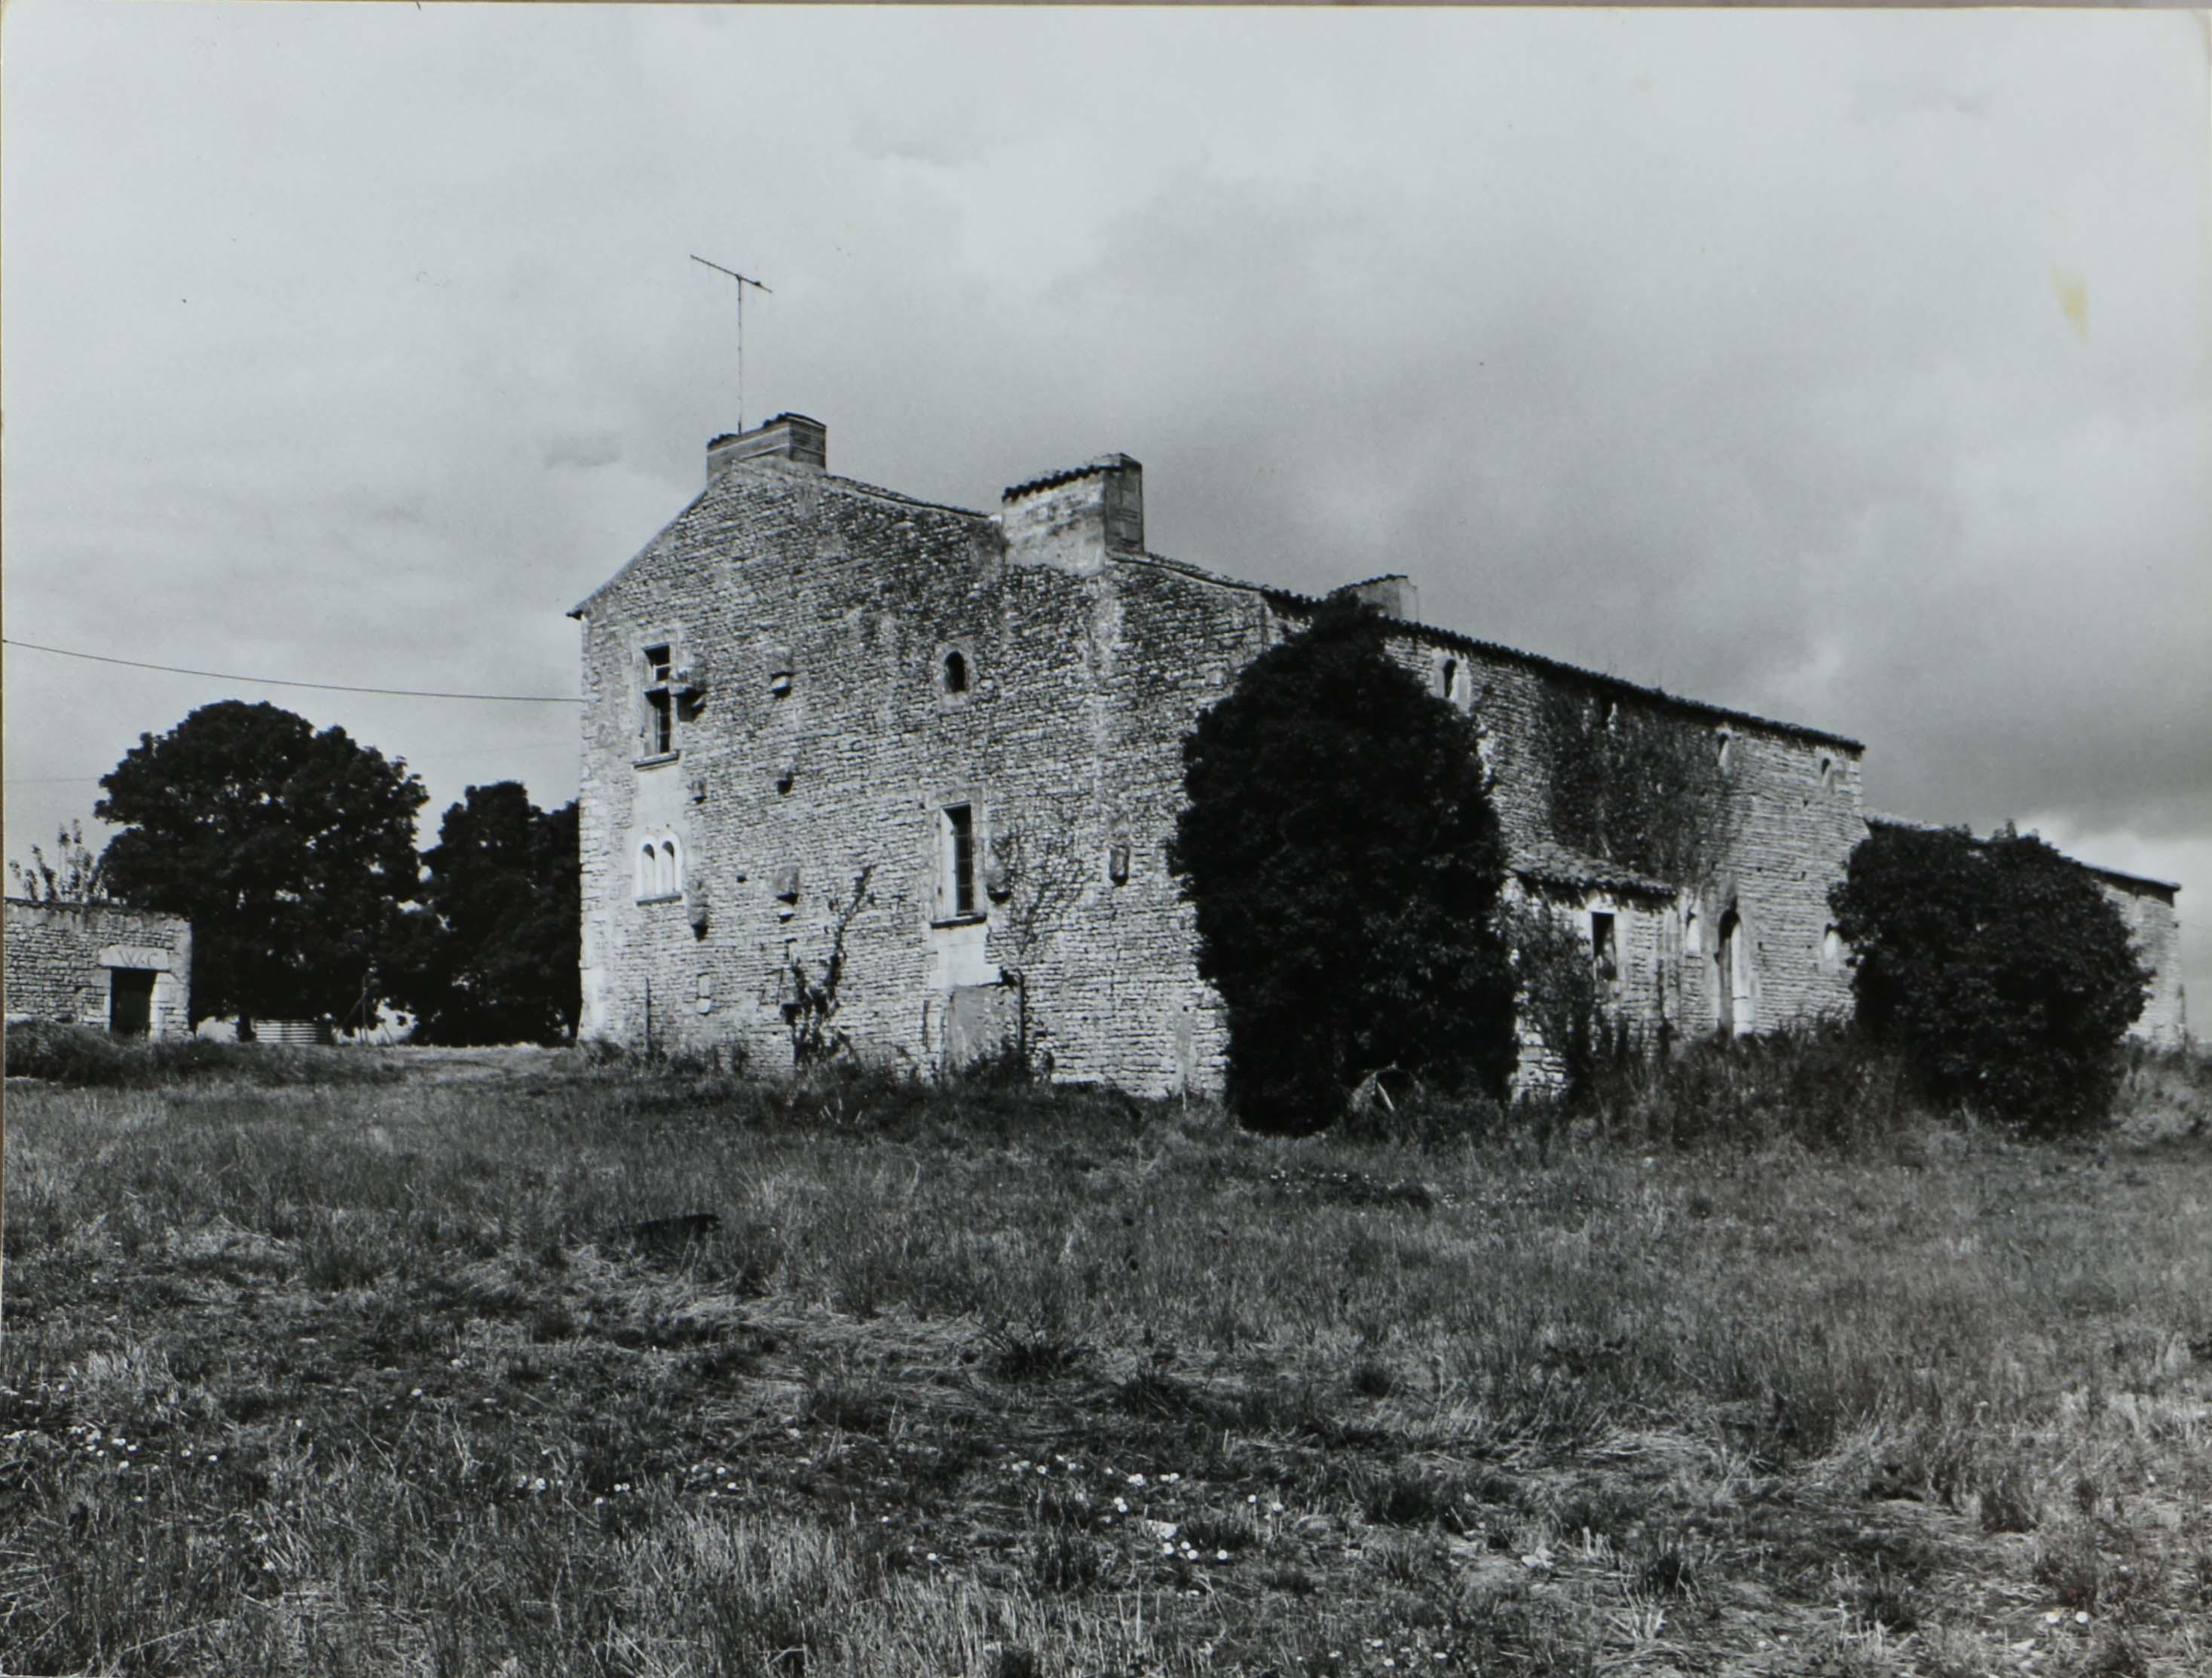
1437, 657, 1458, 701
635, 835, 682, 903
1818, 753, 1837, 794
1715, 728, 1734, 774
944, 649, 969, 695
1590, 912, 1619, 986
641, 642, 676, 758
942, 803, 977, 919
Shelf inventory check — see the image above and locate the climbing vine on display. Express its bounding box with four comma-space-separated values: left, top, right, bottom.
1536, 685, 1736, 885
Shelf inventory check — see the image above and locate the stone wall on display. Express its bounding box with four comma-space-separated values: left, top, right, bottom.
580, 418, 2183, 1099
4, 898, 192, 1036
2097, 875, 2186, 1046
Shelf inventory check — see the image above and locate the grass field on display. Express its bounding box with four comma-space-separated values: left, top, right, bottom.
3, 1044, 2210, 1676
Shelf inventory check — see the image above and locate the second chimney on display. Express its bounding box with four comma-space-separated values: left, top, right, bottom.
999, 454, 1144, 575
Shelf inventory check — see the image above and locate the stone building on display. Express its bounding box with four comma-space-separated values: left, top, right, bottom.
571, 413, 2185, 1090
4, 898, 192, 1037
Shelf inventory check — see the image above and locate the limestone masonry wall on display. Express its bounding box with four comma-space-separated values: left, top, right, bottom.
4, 898, 192, 1036
575, 417, 2185, 1093
2099, 876, 2186, 1046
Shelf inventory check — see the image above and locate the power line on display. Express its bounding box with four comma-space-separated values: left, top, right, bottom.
3, 637, 583, 703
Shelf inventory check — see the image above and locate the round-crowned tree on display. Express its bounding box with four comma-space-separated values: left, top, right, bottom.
1167, 600, 1517, 1132
96, 701, 427, 1029
1828, 822, 2148, 1133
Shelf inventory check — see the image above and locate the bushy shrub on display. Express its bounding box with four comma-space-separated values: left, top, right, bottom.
1829, 824, 2148, 1133
1167, 600, 1517, 1133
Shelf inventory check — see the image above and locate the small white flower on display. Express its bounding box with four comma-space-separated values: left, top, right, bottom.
1216, 1549, 1229, 1560
1128, 1473, 1146, 1487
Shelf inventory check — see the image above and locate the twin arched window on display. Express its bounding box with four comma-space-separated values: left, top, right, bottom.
636, 836, 682, 902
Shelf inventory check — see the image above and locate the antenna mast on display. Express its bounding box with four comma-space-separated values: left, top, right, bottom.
690, 254, 772, 432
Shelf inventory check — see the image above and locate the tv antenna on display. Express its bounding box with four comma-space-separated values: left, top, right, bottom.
690, 254, 772, 432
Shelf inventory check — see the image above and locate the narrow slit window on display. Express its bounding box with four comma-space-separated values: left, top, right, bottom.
944, 649, 969, 695
944, 804, 976, 918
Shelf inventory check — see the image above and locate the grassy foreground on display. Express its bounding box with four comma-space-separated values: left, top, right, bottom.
3, 1048, 2210, 1676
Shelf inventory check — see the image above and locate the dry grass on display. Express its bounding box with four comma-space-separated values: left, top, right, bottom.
4, 1045, 2210, 1675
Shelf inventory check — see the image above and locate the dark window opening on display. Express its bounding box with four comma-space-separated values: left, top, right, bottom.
647, 691, 673, 755
946, 804, 976, 918
1439, 657, 1458, 700
1590, 912, 1619, 986
109, 968, 155, 1037
644, 643, 672, 683
944, 650, 969, 695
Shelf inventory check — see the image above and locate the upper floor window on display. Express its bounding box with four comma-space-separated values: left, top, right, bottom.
641, 641, 677, 759
1715, 728, 1735, 775
944, 649, 970, 695
1437, 656, 1459, 701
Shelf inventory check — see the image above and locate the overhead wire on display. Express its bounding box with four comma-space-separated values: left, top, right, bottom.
2, 637, 583, 704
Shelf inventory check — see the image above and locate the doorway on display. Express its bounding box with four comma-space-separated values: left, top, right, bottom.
109, 968, 156, 1037
1715, 910, 1750, 1037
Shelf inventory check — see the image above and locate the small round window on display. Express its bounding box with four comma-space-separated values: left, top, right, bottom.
942, 649, 970, 696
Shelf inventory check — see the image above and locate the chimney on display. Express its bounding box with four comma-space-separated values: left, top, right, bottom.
999, 454, 1143, 575
1332, 573, 1420, 622
707, 412, 827, 481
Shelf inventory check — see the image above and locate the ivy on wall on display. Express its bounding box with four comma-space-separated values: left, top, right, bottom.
1535, 686, 1736, 885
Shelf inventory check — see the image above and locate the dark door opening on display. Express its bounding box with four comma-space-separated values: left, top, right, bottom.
1715, 909, 1748, 1037
109, 968, 156, 1037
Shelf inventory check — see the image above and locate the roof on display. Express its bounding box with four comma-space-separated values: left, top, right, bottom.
1112, 553, 1865, 751
1865, 814, 2180, 896
568, 459, 989, 619
574, 446, 1863, 753
1509, 842, 1679, 899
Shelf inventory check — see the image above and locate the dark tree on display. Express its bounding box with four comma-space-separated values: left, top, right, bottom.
1167, 601, 1518, 1132
96, 701, 426, 1028
1829, 822, 2147, 1133
393, 783, 581, 1045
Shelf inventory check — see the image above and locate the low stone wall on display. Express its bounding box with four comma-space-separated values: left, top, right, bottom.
4, 898, 192, 1037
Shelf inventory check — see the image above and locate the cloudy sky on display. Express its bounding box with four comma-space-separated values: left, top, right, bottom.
5, 5, 2207, 1014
